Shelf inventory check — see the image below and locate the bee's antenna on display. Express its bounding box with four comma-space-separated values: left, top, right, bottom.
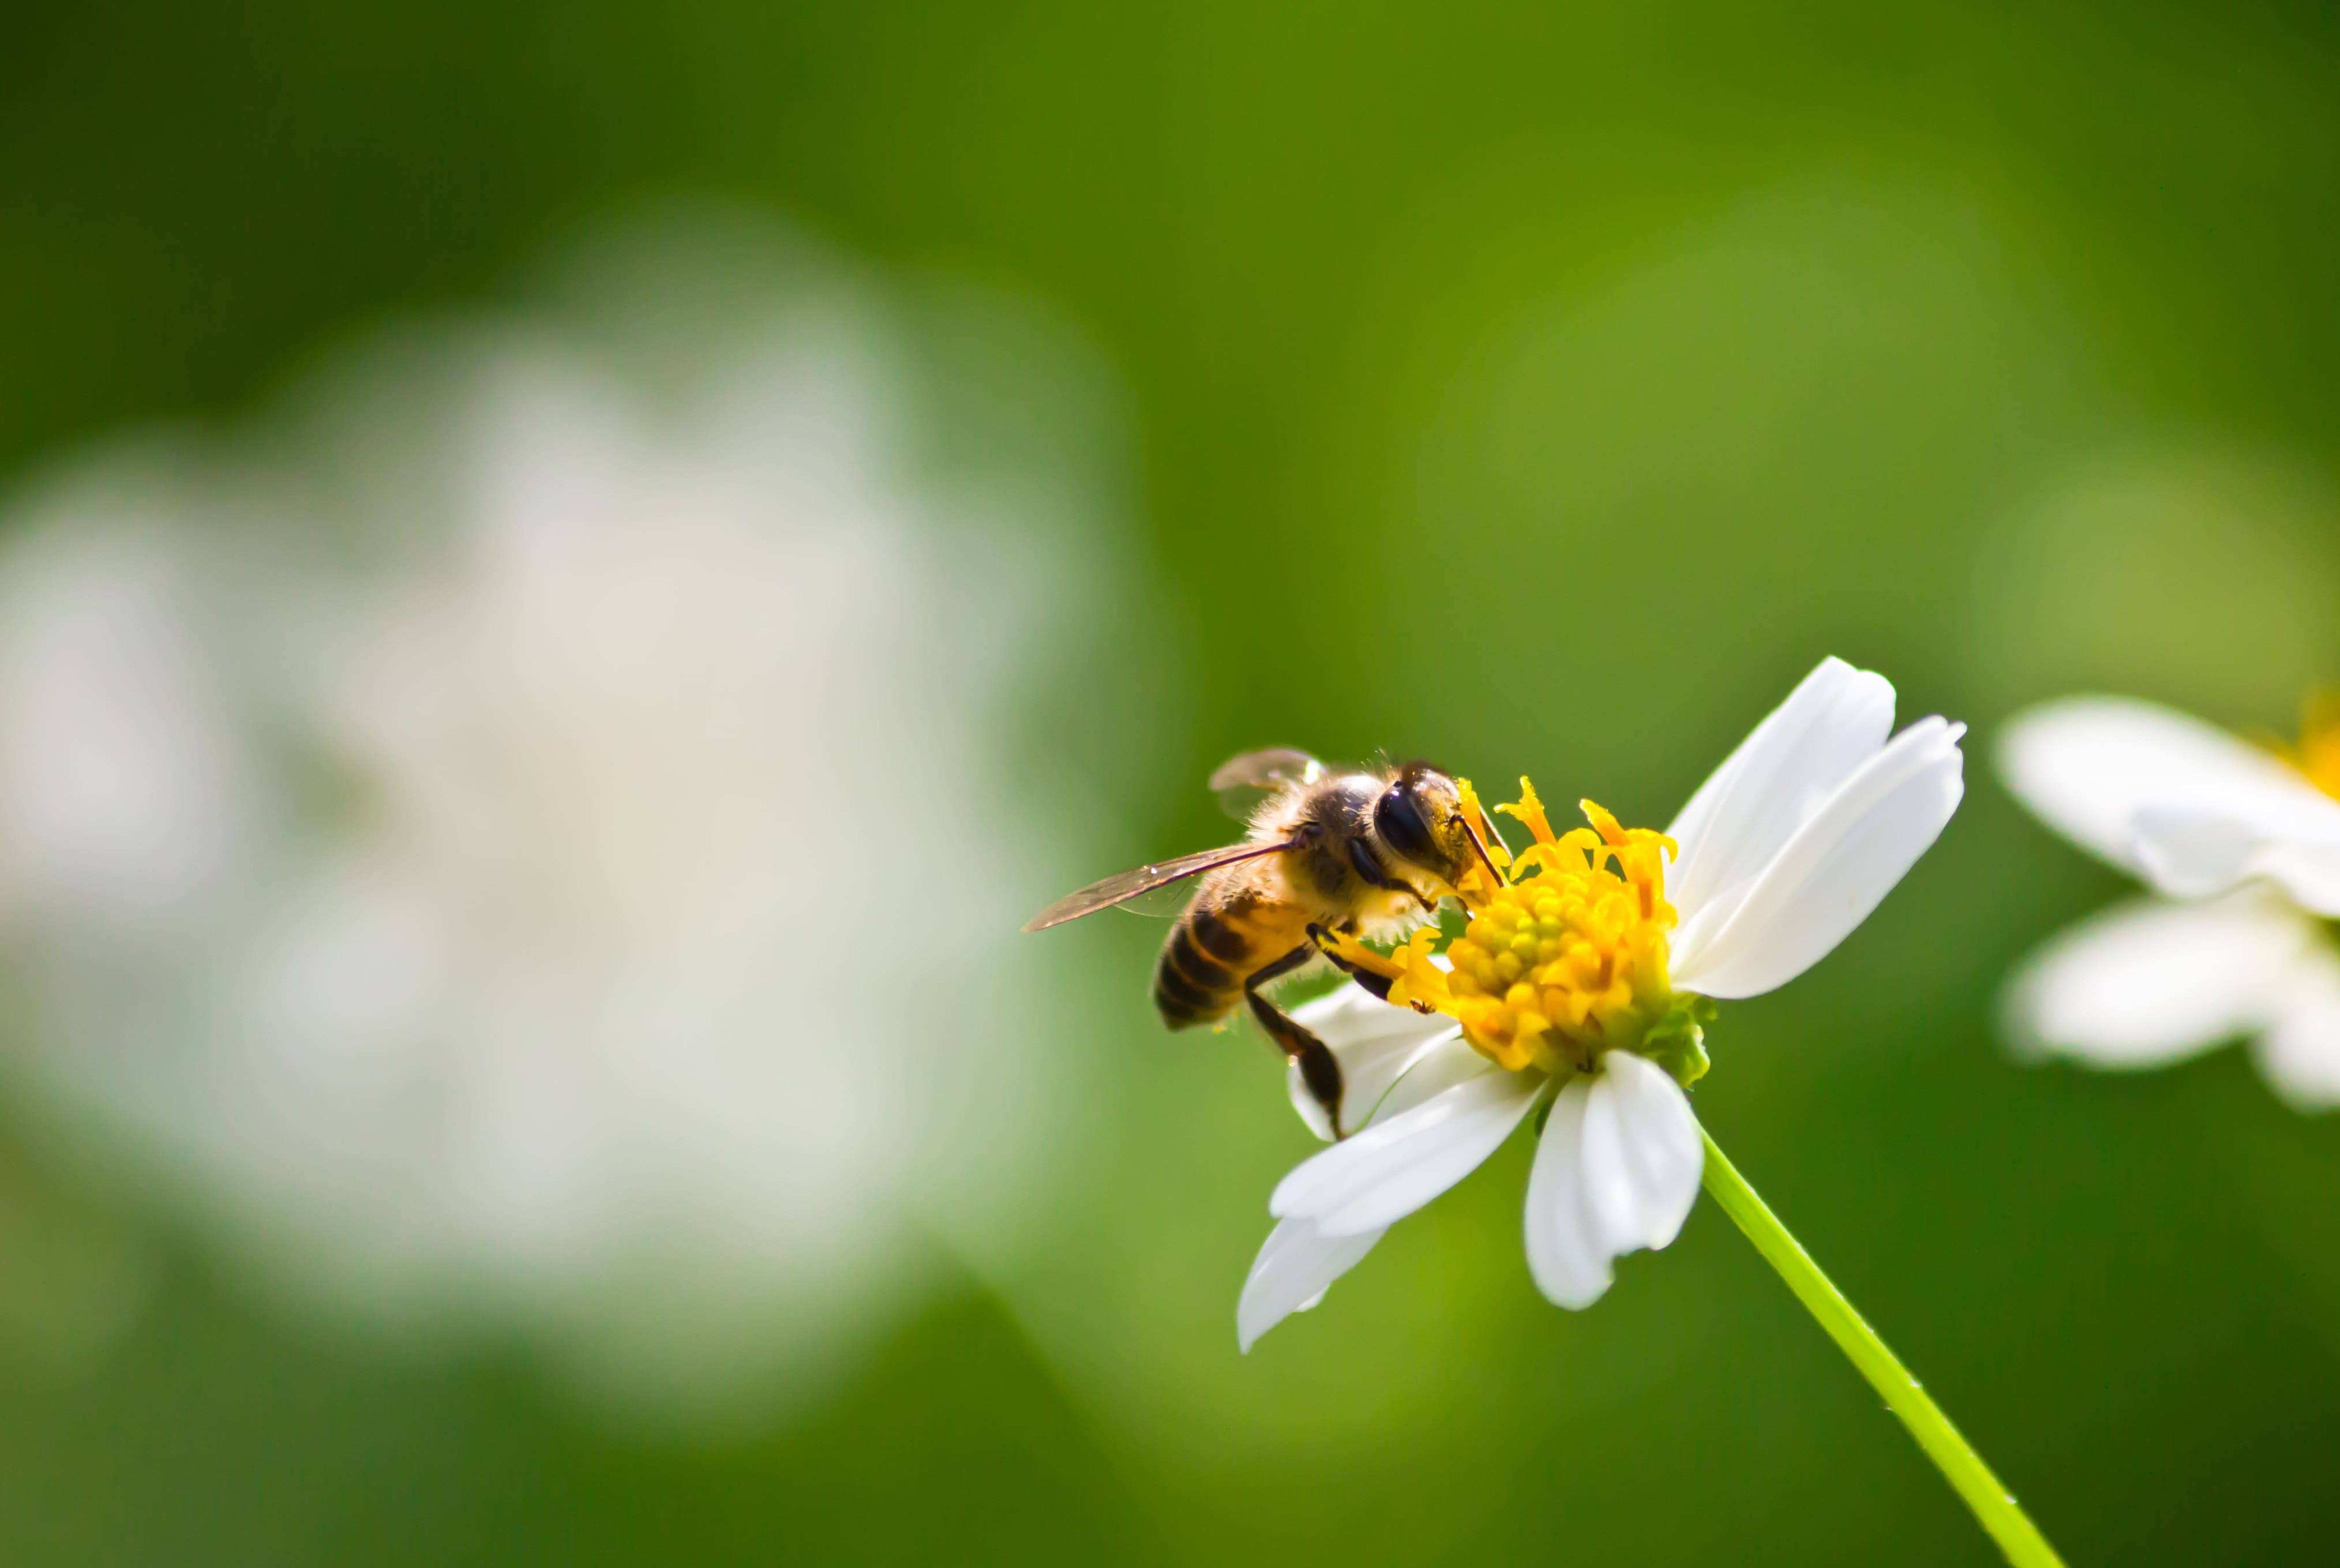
1456, 811, 1505, 891
1477, 803, 1512, 861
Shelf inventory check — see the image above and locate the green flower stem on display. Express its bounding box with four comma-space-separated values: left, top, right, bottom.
1699, 1129, 2066, 1568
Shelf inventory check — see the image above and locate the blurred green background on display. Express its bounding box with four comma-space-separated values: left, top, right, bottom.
8, 2, 2340, 1563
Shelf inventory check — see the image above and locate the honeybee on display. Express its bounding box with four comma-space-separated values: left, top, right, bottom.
1025, 749, 1502, 1136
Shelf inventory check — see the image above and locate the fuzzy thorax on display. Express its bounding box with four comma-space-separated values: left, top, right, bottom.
1329, 779, 1680, 1076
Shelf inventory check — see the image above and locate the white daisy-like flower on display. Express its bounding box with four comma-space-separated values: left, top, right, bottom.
1241, 657, 1966, 1349
1998, 695, 2340, 1108
0, 216, 1133, 1419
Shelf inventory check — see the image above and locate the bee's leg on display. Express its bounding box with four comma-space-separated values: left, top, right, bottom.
1307, 922, 1438, 1015
1247, 944, 1346, 1139
1304, 922, 1396, 1003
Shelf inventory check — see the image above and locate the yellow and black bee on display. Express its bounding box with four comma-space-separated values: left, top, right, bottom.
1026, 750, 1498, 1135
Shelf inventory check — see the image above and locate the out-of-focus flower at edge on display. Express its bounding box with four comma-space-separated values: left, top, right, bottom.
1999, 696, 2340, 1109
1241, 658, 1966, 1349
0, 211, 1148, 1423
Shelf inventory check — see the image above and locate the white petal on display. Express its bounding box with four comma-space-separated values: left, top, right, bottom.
1524, 1056, 1702, 1311
1998, 697, 2340, 909
1664, 657, 1896, 932
1285, 984, 1465, 1141
1670, 718, 1965, 999
1372, 1034, 1499, 1121
1236, 1216, 1387, 1352
2002, 891, 2310, 1069
2127, 806, 2260, 898
1593, 1052, 1704, 1252
1269, 1067, 1544, 1237
2253, 839, 2340, 916
2253, 945, 2340, 1110
2132, 805, 2340, 916
1524, 1078, 1608, 1307
1999, 697, 2277, 868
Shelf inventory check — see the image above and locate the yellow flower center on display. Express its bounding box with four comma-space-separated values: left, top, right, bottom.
2290, 695, 2340, 801
1326, 778, 1678, 1076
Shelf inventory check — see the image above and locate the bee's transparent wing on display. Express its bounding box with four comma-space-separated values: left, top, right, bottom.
1023, 841, 1292, 932
1113, 881, 1207, 919
1209, 748, 1327, 821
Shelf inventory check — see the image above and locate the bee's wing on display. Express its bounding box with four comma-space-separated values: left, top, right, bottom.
1022, 841, 1293, 932
1113, 880, 1211, 920
1208, 748, 1327, 820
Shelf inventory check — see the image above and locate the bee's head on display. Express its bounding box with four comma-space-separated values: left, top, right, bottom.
1374, 762, 1475, 888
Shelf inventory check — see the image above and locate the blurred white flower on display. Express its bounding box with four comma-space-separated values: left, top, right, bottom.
0, 215, 1139, 1420
2000, 696, 2340, 1108
1242, 658, 1965, 1348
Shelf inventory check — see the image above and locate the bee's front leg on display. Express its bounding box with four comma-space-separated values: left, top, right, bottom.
1304, 922, 1396, 1003
1247, 944, 1346, 1139
1307, 922, 1436, 1015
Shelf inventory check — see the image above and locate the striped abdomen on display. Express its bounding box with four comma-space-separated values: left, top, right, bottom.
1153, 892, 1307, 1029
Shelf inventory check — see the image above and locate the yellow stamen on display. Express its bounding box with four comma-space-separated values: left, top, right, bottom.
1494, 776, 1554, 848
1361, 781, 1678, 1077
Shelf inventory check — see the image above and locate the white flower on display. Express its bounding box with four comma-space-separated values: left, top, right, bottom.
1998, 696, 2340, 1108
0, 217, 1134, 1420
1240, 657, 1965, 1349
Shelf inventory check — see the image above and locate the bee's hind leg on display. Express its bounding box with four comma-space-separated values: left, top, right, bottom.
1246, 944, 1346, 1139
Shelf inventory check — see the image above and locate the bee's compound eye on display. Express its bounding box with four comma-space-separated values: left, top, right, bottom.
1375, 783, 1438, 866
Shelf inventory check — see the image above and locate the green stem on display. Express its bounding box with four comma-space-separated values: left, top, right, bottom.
1699, 1129, 2066, 1568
